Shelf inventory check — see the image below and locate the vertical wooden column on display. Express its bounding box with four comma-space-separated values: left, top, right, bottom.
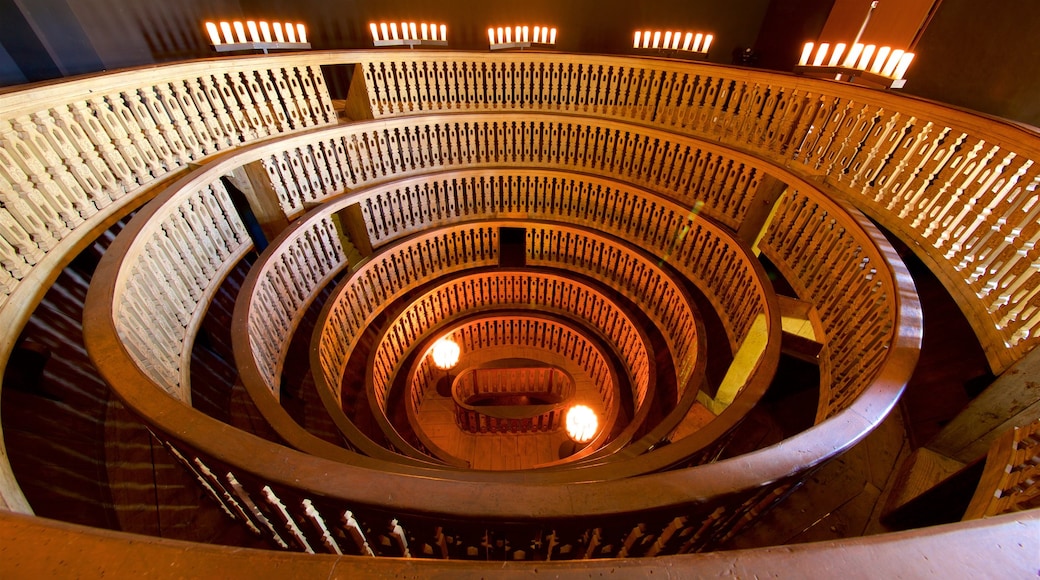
342, 64, 375, 122
737, 174, 787, 246
331, 203, 373, 268
227, 161, 290, 242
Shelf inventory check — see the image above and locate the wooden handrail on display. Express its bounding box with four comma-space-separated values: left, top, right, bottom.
3, 52, 922, 555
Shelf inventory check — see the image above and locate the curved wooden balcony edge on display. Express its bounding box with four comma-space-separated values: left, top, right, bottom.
3, 497, 1035, 577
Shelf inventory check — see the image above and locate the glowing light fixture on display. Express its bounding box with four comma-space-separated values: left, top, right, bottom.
204, 20, 310, 53
370, 21, 448, 47
793, 2, 915, 88
488, 24, 558, 50
430, 337, 461, 371
795, 41, 914, 87
633, 29, 713, 60
565, 405, 598, 444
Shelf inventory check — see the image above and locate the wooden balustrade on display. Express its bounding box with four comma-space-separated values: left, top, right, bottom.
368, 270, 652, 418
964, 419, 1040, 519
158, 432, 812, 559
31, 51, 923, 555
526, 225, 701, 392
759, 189, 902, 420
451, 366, 572, 436
408, 316, 616, 425
366, 220, 709, 421
112, 171, 251, 401
0, 60, 333, 310
345, 50, 1037, 372
454, 406, 563, 436
455, 366, 575, 403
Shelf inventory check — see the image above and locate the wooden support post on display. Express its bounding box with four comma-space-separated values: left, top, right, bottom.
331, 203, 373, 268
227, 161, 290, 242
738, 174, 787, 246
342, 64, 375, 122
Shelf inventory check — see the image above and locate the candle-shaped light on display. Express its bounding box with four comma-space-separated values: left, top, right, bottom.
812, 42, 829, 66
549, 27, 556, 44
534, 26, 542, 43
702, 34, 713, 53
682, 32, 693, 51
297, 24, 306, 43
409, 22, 417, 40
856, 44, 875, 69
672, 31, 681, 50
261, 21, 272, 43
440, 25, 446, 42
273, 22, 284, 42
206, 22, 222, 45
798, 42, 814, 66
285, 22, 296, 43
220, 22, 234, 44
505, 26, 511, 43
870, 46, 891, 74
515, 26, 521, 43
400, 22, 408, 39
488, 27, 495, 45
893, 52, 914, 80
693, 33, 703, 52
828, 43, 846, 67
389, 22, 398, 40
881, 49, 903, 77
497, 27, 504, 44
233, 21, 247, 43
663, 31, 673, 51
247, 21, 259, 42
423, 23, 430, 41
843, 43, 864, 67
651, 31, 661, 49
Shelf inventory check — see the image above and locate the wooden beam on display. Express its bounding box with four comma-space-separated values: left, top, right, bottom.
928, 344, 1040, 462
227, 161, 289, 243
342, 64, 375, 122
737, 173, 787, 245
331, 203, 373, 265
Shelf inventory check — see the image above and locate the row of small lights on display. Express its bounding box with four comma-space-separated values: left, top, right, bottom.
633, 30, 713, 55
205, 19, 711, 55
488, 25, 558, 48
203, 20, 917, 86
370, 21, 448, 45
206, 20, 308, 47
798, 42, 914, 81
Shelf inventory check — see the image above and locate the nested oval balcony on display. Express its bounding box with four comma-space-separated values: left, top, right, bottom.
22, 44, 1040, 566
69, 52, 922, 560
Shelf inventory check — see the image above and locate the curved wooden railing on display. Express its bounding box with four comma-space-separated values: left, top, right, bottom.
365, 221, 704, 415
5, 51, 925, 557
451, 365, 574, 435
406, 315, 620, 462
347, 50, 1038, 372
366, 269, 652, 420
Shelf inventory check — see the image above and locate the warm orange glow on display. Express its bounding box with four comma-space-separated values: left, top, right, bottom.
565, 405, 598, 443
430, 338, 461, 371
635, 29, 712, 54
